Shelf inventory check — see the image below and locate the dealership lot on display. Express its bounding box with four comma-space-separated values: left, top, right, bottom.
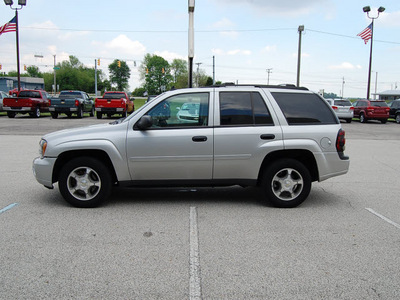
1, 116, 400, 299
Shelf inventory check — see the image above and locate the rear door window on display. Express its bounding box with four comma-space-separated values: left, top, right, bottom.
219, 92, 273, 126
272, 92, 338, 125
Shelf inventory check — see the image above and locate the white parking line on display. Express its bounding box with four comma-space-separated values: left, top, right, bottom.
189, 206, 202, 300
365, 208, 400, 230
0, 203, 18, 215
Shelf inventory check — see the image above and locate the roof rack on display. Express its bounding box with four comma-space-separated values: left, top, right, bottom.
210, 83, 309, 90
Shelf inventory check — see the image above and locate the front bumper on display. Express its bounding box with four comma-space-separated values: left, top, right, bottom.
32, 156, 57, 189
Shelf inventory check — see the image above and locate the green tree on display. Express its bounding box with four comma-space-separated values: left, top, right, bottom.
132, 86, 146, 97
41, 55, 105, 93
26, 66, 42, 78
109, 59, 130, 91
139, 54, 173, 95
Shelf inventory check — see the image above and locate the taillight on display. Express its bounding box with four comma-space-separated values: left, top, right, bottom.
75, 100, 79, 107
49, 99, 51, 106
350, 106, 354, 110
336, 129, 347, 159
332, 105, 338, 110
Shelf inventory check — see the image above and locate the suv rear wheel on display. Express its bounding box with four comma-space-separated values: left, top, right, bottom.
261, 159, 311, 208
359, 113, 367, 123
58, 157, 112, 208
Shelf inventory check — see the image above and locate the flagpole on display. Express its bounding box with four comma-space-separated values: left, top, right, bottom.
366, 19, 374, 100
15, 9, 21, 92
4, 0, 27, 93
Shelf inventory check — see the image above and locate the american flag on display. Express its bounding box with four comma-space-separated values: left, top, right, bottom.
0, 16, 17, 36
357, 23, 373, 44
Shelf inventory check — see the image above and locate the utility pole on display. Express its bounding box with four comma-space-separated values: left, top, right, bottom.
195, 62, 202, 87
95, 59, 98, 96
212, 56, 215, 85
266, 68, 272, 85
53, 54, 57, 95
341, 77, 345, 98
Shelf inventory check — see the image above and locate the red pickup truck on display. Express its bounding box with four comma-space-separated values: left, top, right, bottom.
3, 90, 50, 118
95, 91, 134, 119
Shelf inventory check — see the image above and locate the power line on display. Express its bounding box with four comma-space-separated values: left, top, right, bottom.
19, 25, 400, 45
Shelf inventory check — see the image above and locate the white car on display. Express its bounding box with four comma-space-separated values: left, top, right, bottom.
326, 99, 354, 123
176, 102, 200, 123
0, 90, 9, 112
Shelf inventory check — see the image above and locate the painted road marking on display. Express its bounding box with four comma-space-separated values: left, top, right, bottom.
366, 208, 400, 230
0, 203, 18, 215
189, 206, 202, 300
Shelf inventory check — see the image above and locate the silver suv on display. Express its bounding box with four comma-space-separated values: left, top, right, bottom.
33, 85, 350, 208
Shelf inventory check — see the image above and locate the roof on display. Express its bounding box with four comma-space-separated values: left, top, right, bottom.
0, 76, 44, 84
373, 90, 400, 96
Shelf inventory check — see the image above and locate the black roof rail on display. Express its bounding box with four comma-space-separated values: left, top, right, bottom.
210, 83, 309, 90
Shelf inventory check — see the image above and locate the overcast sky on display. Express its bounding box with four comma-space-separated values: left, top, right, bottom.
1, 0, 399, 97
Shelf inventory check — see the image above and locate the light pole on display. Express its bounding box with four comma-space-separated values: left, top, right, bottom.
296, 25, 304, 87
4, 0, 27, 92
188, 0, 195, 88
266, 68, 272, 85
362, 6, 385, 100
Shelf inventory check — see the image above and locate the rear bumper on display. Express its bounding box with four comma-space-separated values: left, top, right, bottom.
49, 107, 78, 112
3, 107, 32, 112
95, 107, 125, 112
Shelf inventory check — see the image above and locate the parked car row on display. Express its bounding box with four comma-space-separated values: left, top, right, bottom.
324, 98, 400, 124
0, 90, 135, 119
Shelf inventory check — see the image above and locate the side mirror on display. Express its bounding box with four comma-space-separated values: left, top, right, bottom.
130, 97, 135, 101
135, 115, 153, 130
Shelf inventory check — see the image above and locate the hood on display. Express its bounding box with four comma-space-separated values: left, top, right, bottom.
43, 121, 128, 147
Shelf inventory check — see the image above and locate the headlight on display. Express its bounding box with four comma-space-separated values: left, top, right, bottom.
39, 139, 47, 158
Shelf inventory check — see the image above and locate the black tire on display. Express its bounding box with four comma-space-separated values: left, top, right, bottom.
381, 119, 387, 124
30, 106, 40, 118
122, 110, 127, 118
77, 106, 83, 118
58, 157, 112, 208
66, 113, 72, 118
7, 112, 16, 118
261, 159, 311, 208
89, 106, 95, 117
51, 112, 58, 119
96, 112, 102, 119
346, 118, 352, 123
396, 114, 400, 124
360, 113, 367, 123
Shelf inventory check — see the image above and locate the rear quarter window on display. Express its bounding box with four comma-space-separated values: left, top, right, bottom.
272, 92, 338, 125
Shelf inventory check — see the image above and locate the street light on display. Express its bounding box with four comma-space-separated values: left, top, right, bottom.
4, 0, 27, 92
362, 5, 385, 99
188, 0, 195, 88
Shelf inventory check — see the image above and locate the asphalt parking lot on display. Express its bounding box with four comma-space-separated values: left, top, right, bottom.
1, 115, 400, 299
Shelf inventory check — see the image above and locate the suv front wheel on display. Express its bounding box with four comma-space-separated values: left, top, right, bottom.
261, 159, 311, 208
58, 157, 112, 208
